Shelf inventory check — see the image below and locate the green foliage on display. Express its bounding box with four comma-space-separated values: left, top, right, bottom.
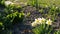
0, 1, 24, 30
26, 12, 30, 17
54, 30, 60, 34
38, 5, 60, 21
0, 11, 24, 30
0, 0, 5, 5
32, 24, 53, 34
2, 12, 24, 29
39, 9, 44, 14
0, 22, 4, 30
47, 6, 60, 21
28, 0, 39, 9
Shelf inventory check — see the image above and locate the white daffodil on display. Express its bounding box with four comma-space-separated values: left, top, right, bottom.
31, 19, 40, 27
46, 19, 52, 25
5, 1, 14, 6
37, 17, 46, 24
35, 19, 40, 23
37, 18, 42, 24
31, 21, 37, 27
56, 7, 58, 9
37, 18, 41, 20
35, 18, 42, 24
31, 18, 46, 27
41, 17, 46, 23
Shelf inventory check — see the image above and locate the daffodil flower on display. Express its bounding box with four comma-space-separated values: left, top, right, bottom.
46, 19, 52, 25
40, 17, 46, 24
37, 18, 45, 24
31, 21, 37, 27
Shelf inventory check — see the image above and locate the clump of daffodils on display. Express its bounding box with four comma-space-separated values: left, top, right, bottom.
31, 17, 52, 27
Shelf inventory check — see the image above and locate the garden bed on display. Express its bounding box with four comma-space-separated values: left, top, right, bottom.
0, 0, 60, 34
